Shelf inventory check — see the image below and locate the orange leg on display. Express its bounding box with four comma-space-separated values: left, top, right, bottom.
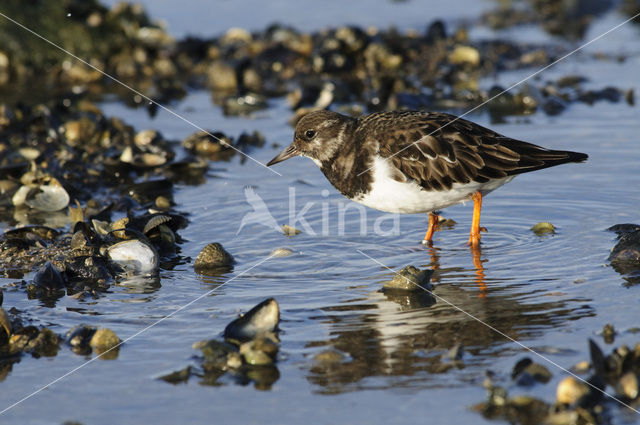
467, 191, 483, 248
422, 212, 440, 245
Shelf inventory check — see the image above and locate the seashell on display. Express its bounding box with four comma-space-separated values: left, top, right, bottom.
143, 215, 172, 235
194, 242, 235, 273
223, 298, 280, 343
106, 239, 158, 273
66, 325, 97, 355
111, 217, 130, 240
12, 177, 70, 212
282, 224, 301, 236
33, 262, 66, 291
2, 225, 59, 241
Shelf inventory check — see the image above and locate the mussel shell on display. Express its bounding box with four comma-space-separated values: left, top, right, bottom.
13, 182, 70, 212
223, 298, 280, 343
33, 262, 66, 291
106, 239, 158, 273
2, 225, 59, 241
66, 325, 97, 355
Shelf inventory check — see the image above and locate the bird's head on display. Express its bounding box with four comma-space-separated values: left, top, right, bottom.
267, 110, 353, 167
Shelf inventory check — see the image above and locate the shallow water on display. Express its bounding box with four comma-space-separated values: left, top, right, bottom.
1, 3, 640, 425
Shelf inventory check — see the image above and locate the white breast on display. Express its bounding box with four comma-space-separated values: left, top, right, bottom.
352, 157, 514, 214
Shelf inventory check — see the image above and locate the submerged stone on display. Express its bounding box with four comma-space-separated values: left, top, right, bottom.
531, 222, 556, 236
383, 265, 433, 292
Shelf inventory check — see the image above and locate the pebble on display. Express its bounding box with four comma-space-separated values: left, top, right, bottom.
556, 376, 589, 405
512, 357, 552, 385
158, 366, 192, 384
602, 323, 616, 344
270, 247, 294, 257
383, 265, 433, 292
313, 349, 345, 365
531, 222, 556, 236
239, 337, 279, 365
90, 328, 120, 352
282, 224, 301, 236
448, 45, 480, 66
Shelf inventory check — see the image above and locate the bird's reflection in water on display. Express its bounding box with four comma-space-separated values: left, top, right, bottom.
306, 250, 594, 394
424, 243, 487, 296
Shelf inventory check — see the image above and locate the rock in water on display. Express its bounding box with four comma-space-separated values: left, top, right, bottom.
383, 265, 433, 292
531, 222, 555, 236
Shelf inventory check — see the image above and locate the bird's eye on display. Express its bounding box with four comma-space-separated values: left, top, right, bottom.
305, 130, 316, 139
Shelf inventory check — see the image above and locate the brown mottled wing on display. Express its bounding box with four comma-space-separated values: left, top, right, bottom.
368, 111, 587, 191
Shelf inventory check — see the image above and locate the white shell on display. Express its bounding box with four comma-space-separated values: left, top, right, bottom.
12, 180, 70, 212
107, 240, 158, 273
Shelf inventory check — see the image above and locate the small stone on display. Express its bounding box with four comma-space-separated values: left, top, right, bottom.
26, 328, 59, 357
625, 88, 635, 106
208, 61, 237, 91
155, 196, 172, 210
531, 222, 556, 236
617, 372, 638, 399
194, 242, 235, 271
239, 337, 279, 365
194, 339, 241, 370
602, 323, 616, 344
313, 349, 345, 364
512, 357, 551, 385
448, 45, 480, 67
158, 366, 192, 384
487, 386, 508, 407
383, 265, 433, 292
556, 376, 589, 405
270, 247, 294, 257
282, 224, 301, 236
90, 328, 120, 352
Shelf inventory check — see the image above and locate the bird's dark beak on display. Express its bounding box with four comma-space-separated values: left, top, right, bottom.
267, 143, 299, 166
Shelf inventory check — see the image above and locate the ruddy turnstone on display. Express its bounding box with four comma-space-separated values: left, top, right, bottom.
267, 110, 587, 247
